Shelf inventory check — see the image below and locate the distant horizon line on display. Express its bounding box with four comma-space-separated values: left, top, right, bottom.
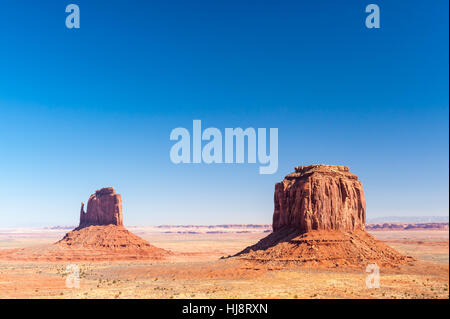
1, 215, 448, 230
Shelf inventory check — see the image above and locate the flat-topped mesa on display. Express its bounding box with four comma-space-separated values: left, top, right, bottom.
234, 164, 412, 267
273, 164, 366, 233
79, 187, 123, 228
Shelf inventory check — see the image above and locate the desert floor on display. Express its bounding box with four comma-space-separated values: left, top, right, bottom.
0, 227, 448, 299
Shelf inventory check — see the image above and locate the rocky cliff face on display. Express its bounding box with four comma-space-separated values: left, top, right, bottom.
273, 165, 366, 233
79, 187, 123, 228
235, 165, 412, 267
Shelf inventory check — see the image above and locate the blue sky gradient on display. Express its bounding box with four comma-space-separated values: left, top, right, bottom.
0, 0, 448, 227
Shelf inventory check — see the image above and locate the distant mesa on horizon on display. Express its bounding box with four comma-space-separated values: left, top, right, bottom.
41, 222, 449, 232
366, 222, 449, 231
366, 216, 449, 223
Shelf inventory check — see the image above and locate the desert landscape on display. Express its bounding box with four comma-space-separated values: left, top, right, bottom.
0, 223, 448, 299
0, 165, 448, 299
1, 0, 447, 307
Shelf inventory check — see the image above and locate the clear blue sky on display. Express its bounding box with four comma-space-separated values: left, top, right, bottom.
0, 0, 448, 227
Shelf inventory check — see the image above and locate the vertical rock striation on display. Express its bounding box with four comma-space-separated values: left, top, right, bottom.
79, 187, 123, 228
273, 165, 366, 233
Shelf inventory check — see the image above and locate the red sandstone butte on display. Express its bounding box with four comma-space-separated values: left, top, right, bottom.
79, 187, 123, 228
53, 187, 170, 260
5, 187, 170, 262
273, 165, 366, 233
236, 165, 413, 267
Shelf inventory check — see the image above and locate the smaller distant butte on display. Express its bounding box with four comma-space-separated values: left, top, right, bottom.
55, 187, 171, 261
0, 187, 171, 262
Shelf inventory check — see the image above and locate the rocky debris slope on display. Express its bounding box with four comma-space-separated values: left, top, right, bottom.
53, 225, 169, 261
2, 225, 169, 262
236, 229, 412, 267
236, 165, 413, 268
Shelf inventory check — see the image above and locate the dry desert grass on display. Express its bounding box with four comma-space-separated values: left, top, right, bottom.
0, 226, 448, 299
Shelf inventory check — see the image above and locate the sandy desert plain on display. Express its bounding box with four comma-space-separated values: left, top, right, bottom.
0, 223, 448, 299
